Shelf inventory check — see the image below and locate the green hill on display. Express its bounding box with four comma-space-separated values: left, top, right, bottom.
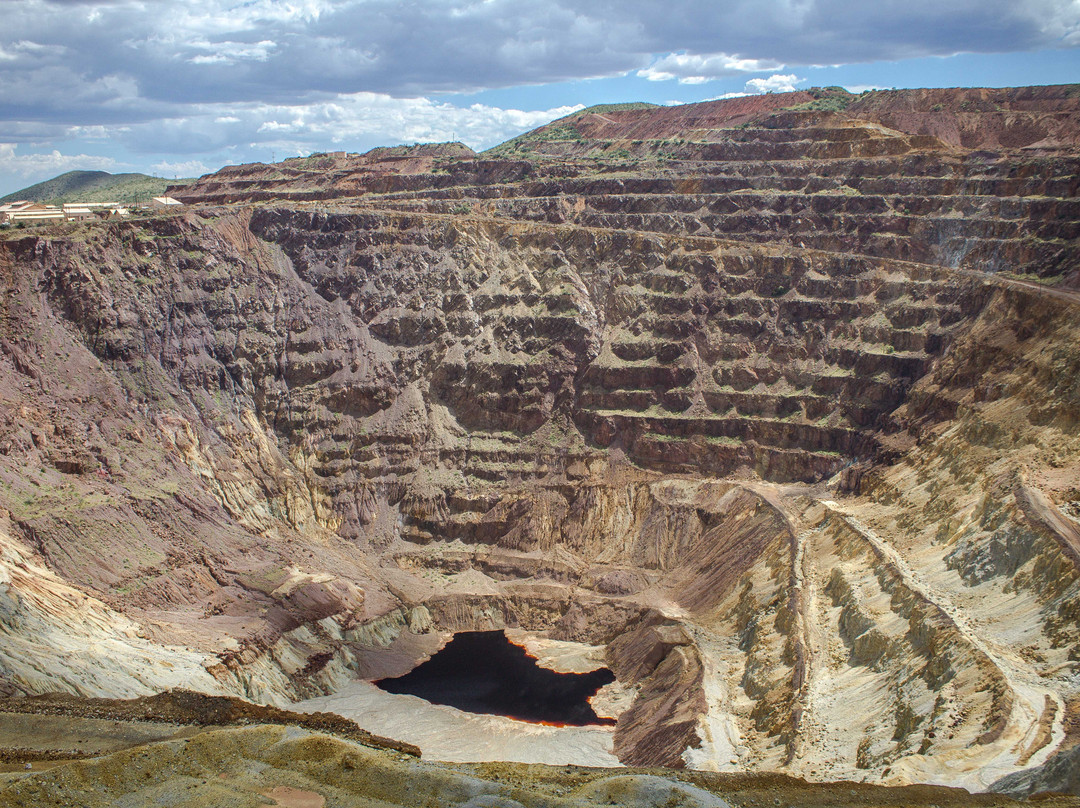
1, 170, 197, 205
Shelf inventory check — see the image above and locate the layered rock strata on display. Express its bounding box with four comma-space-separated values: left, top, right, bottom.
0, 85, 1078, 789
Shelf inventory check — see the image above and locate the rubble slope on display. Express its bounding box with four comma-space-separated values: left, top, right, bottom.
0, 86, 1078, 792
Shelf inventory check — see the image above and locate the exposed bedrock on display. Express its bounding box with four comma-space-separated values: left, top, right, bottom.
0, 87, 1079, 788
175, 87, 1080, 282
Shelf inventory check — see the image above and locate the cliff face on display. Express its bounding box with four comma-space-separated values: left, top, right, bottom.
1, 86, 1079, 790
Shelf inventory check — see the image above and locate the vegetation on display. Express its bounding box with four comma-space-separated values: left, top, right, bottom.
362, 142, 474, 161
784, 87, 855, 113
489, 123, 588, 156
484, 102, 658, 157
526, 124, 587, 143
568, 102, 660, 116
1, 170, 197, 206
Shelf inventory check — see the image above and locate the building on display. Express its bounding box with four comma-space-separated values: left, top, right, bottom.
0, 201, 49, 222
0, 201, 68, 225
0, 201, 47, 212
149, 196, 183, 209
62, 205, 95, 222
65, 202, 129, 219
0, 199, 132, 225
1, 209, 66, 225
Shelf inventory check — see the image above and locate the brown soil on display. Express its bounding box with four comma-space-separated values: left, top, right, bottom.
0, 691, 419, 758
0, 720, 1074, 808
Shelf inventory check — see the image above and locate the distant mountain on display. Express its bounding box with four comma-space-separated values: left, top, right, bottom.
0, 170, 197, 205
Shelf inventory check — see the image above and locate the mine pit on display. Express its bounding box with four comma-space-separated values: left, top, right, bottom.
375, 630, 617, 727
3, 85, 1080, 802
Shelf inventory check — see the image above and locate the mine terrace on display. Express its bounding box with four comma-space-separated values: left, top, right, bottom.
0, 85, 1079, 807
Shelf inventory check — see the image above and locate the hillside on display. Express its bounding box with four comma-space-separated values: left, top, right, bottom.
0, 85, 1078, 804
484, 102, 662, 155
0, 170, 196, 205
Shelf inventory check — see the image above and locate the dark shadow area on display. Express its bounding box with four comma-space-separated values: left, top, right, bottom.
375, 630, 616, 726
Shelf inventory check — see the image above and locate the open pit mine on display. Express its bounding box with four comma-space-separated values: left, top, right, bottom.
0, 85, 1079, 807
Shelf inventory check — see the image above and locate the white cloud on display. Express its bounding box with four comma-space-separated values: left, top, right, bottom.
705, 73, 807, 100
66, 124, 129, 140
212, 93, 584, 153
745, 73, 805, 94
187, 39, 277, 65
1, 0, 1077, 195
638, 52, 785, 83
151, 159, 210, 177
0, 39, 65, 62
257, 120, 300, 134
2, 0, 1078, 124
705, 91, 751, 101
0, 143, 118, 179
174, 0, 332, 34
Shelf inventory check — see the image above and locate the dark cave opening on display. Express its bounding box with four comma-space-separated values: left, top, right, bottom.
374, 630, 617, 727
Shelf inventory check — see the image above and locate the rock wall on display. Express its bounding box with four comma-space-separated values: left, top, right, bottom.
0, 87, 1078, 787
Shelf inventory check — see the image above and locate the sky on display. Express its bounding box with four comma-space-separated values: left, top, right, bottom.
0, 0, 1078, 196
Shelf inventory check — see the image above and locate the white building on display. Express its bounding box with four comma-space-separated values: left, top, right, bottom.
0, 200, 130, 225
0, 202, 64, 225
62, 206, 94, 222
2, 209, 66, 225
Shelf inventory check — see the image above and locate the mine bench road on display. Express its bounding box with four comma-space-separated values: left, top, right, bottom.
334, 203, 1080, 310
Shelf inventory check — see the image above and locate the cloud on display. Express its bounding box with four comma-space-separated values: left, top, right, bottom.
0, 39, 66, 63
4, 0, 1077, 123
186, 39, 277, 66
638, 53, 785, 83
706, 73, 808, 100
119, 94, 584, 157
0, 120, 70, 143
1, 0, 1077, 194
705, 92, 751, 101
745, 73, 805, 94
151, 159, 211, 178
67, 124, 129, 140
0, 85, 585, 193
0, 143, 117, 180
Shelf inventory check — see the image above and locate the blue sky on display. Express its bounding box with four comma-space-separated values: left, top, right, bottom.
0, 0, 1077, 196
